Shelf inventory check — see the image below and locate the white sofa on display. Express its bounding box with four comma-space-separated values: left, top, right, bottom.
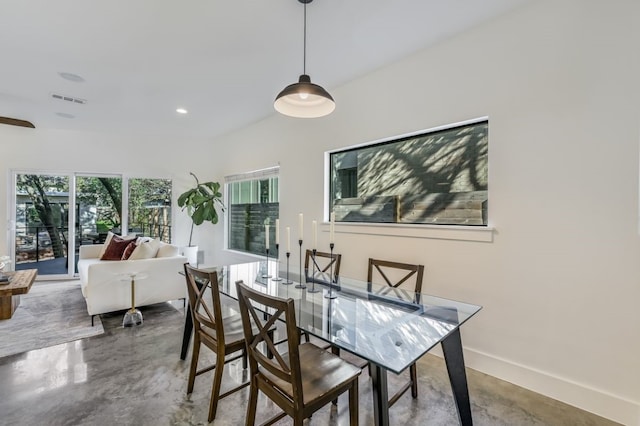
78, 243, 188, 320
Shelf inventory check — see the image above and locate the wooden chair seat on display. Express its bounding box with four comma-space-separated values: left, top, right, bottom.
260, 342, 361, 405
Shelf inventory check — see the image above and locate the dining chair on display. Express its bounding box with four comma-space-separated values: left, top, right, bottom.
304, 249, 342, 286
235, 280, 361, 426
183, 264, 250, 422
367, 258, 425, 405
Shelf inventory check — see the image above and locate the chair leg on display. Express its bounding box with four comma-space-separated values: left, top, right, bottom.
187, 336, 200, 394
349, 379, 359, 426
245, 377, 258, 426
208, 353, 226, 422
242, 348, 248, 369
410, 362, 418, 398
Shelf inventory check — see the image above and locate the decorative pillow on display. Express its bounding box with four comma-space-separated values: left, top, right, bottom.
156, 242, 180, 258
129, 238, 161, 260
121, 241, 137, 260
98, 231, 116, 259
100, 235, 136, 260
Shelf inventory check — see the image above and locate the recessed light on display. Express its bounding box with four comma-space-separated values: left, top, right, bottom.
176, 108, 188, 114
58, 72, 85, 83
56, 112, 75, 119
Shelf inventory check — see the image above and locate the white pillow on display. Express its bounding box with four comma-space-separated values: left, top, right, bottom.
129, 239, 161, 260
156, 242, 180, 258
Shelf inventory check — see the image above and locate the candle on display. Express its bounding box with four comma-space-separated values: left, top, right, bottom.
298, 213, 304, 240
312, 220, 317, 249
265, 224, 269, 250
275, 219, 280, 245
286, 226, 291, 252
330, 212, 335, 244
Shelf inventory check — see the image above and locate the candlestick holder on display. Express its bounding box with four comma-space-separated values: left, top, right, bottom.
325, 242, 337, 299
262, 248, 272, 278
272, 243, 282, 281
283, 251, 293, 284
295, 239, 306, 289
307, 248, 320, 293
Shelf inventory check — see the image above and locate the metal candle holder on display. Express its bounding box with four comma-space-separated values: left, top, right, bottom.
262, 248, 272, 278
283, 251, 293, 284
272, 243, 282, 281
307, 248, 320, 293
324, 242, 337, 299
295, 239, 306, 289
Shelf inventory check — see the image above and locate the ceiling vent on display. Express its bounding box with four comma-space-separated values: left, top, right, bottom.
51, 93, 87, 105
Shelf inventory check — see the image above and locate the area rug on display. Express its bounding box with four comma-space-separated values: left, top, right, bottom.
0, 280, 104, 358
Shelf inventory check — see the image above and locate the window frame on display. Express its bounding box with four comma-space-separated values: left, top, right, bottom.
224, 166, 280, 257
324, 118, 494, 242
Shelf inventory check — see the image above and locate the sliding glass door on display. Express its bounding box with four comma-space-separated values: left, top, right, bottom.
14, 172, 73, 278
10, 171, 173, 280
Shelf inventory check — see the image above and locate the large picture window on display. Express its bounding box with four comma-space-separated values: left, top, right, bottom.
226, 167, 279, 256
329, 119, 488, 225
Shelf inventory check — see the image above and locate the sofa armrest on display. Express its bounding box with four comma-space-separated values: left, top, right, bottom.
79, 244, 104, 259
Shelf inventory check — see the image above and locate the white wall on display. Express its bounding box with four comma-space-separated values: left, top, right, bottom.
1, 0, 638, 424
203, 1, 640, 424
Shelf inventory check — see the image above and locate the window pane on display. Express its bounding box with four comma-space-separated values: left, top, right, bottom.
330, 120, 488, 225
15, 174, 70, 276
128, 178, 172, 242
227, 177, 279, 256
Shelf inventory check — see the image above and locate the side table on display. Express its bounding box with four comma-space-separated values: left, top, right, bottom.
118, 272, 148, 327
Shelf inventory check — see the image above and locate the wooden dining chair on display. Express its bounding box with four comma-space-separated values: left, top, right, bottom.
304, 249, 341, 285
235, 280, 361, 426
184, 264, 250, 422
367, 258, 425, 405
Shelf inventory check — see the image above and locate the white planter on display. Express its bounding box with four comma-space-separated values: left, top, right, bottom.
182, 246, 198, 267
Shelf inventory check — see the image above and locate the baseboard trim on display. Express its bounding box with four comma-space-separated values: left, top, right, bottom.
443, 346, 640, 425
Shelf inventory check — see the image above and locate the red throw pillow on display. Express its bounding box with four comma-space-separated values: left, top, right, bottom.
100, 235, 135, 260
121, 241, 137, 260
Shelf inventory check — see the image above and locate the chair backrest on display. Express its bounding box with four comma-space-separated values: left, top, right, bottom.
184, 264, 225, 346
235, 280, 303, 404
304, 249, 342, 284
367, 258, 425, 300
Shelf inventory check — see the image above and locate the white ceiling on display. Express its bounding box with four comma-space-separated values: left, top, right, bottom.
0, 0, 531, 139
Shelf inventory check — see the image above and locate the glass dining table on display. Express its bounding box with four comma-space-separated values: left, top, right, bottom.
180, 260, 482, 426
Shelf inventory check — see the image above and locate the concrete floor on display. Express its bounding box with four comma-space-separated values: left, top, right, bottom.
0, 300, 619, 426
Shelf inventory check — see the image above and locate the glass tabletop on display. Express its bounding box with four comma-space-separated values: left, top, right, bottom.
202, 260, 482, 375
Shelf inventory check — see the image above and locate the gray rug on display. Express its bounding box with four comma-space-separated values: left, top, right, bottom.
0, 280, 104, 358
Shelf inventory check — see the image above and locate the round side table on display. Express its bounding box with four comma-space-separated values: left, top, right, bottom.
118, 272, 148, 327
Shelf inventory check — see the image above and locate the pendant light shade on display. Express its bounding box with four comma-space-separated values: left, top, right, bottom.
274, 0, 334, 118
274, 74, 335, 118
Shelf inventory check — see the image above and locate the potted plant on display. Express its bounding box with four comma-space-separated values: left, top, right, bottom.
177, 172, 225, 265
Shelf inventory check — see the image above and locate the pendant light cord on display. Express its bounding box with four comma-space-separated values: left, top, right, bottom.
303, 2, 307, 75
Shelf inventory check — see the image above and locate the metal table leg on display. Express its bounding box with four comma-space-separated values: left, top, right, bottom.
180, 304, 193, 360
441, 328, 473, 425
370, 363, 390, 426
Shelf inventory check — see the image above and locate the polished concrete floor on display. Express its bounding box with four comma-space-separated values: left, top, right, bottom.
0, 300, 619, 426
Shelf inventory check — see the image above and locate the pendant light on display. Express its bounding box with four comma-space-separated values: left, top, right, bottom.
274, 0, 335, 118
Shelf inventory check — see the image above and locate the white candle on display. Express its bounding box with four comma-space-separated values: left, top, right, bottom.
275, 219, 280, 245
286, 226, 291, 252
298, 213, 304, 241
265, 224, 269, 250
312, 220, 317, 250
330, 212, 335, 244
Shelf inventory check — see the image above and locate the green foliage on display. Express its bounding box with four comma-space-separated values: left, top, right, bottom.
177, 173, 225, 246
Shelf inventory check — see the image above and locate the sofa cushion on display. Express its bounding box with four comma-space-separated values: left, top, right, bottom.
129, 238, 161, 260
100, 235, 136, 260
156, 242, 180, 258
